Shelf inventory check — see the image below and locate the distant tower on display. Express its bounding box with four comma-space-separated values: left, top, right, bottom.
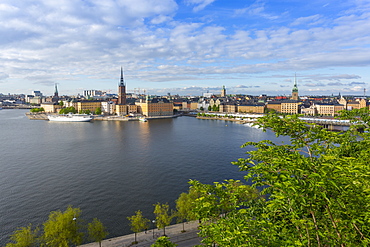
292, 74, 299, 100
221, 85, 226, 97
52, 83, 59, 102
118, 67, 126, 105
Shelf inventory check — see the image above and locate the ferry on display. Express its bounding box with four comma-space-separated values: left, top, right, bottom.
48, 113, 92, 122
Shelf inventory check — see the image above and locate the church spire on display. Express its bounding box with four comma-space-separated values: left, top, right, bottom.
291, 73, 299, 100
119, 67, 125, 86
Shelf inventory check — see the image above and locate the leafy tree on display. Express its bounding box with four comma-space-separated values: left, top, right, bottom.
6, 224, 39, 247
153, 203, 173, 236
79, 109, 91, 114
199, 106, 204, 111
208, 105, 212, 111
94, 107, 102, 115
175, 191, 197, 232
59, 106, 76, 114
42, 206, 83, 247
151, 236, 177, 247
58, 101, 63, 106
87, 218, 109, 247
30, 107, 44, 113
190, 112, 370, 246
127, 210, 150, 243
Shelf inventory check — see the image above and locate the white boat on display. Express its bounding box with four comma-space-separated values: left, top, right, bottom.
139, 117, 148, 122
244, 122, 261, 129
48, 113, 92, 122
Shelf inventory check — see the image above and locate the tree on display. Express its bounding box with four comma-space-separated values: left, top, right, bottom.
151, 236, 177, 247
190, 112, 370, 246
199, 106, 204, 111
208, 105, 212, 111
94, 107, 102, 115
153, 203, 173, 236
175, 191, 197, 232
6, 224, 39, 247
59, 106, 76, 114
42, 206, 83, 247
58, 101, 64, 106
127, 210, 150, 244
87, 218, 109, 247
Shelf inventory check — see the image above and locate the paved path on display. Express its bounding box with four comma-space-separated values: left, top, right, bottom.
79, 221, 202, 247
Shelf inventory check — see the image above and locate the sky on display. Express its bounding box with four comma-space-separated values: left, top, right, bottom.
1, 0, 370, 96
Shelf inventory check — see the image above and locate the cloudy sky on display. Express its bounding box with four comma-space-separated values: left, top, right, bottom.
1, 0, 370, 96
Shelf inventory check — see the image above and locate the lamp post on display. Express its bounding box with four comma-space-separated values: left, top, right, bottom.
152, 220, 156, 239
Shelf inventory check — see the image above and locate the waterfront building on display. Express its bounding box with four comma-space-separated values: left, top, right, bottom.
136, 96, 173, 117
40, 102, 62, 113
77, 100, 101, 113
101, 101, 115, 115
219, 102, 237, 113
266, 101, 282, 112
238, 103, 265, 114
281, 100, 300, 114
315, 103, 345, 116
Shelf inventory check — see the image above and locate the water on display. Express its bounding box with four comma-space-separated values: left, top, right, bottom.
0, 109, 283, 244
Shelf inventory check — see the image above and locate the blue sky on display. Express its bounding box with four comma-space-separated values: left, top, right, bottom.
1, 0, 370, 96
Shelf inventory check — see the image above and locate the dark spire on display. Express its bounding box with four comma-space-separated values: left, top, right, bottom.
54, 83, 58, 97
119, 67, 125, 86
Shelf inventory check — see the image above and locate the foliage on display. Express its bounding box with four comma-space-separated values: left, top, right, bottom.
42, 206, 83, 247
59, 106, 76, 114
58, 101, 63, 106
87, 218, 109, 247
6, 224, 39, 247
208, 105, 212, 111
127, 210, 150, 243
94, 107, 102, 115
153, 203, 173, 236
151, 236, 177, 247
30, 107, 44, 113
199, 106, 204, 111
190, 111, 370, 246
175, 189, 198, 231
79, 109, 91, 114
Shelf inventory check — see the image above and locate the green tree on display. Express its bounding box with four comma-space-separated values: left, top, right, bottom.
175, 191, 197, 232
151, 236, 177, 247
153, 203, 173, 236
6, 224, 39, 247
94, 107, 102, 115
87, 218, 109, 247
191, 112, 370, 246
30, 107, 44, 113
59, 106, 76, 114
42, 206, 83, 247
127, 210, 150, 244
208, 105, 212, 111
58, 101, 63, 106
199, 106, 204, 111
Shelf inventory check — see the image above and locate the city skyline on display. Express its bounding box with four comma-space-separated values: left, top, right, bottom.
0, 0, 370, 96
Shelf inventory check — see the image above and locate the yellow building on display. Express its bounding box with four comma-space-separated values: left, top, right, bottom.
266, 101, 282, 113
40, 102, 62, 113
77, 101, 102, 113
115, 104, 128, 116
136, 97, 173, 117
315, 103, 344, 116
238, 104, 265, 114
281, 100, 300, 114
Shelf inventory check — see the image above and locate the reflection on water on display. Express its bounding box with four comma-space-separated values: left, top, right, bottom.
0, 110, 288, 244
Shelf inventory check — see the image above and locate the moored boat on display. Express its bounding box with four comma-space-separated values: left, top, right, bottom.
47, 113, 92, 122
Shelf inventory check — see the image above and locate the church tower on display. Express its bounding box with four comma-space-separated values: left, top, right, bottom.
118, 67, 126, 105
221, 85, 226, 97
292, 74, 299, 100
52, 83, 59, 102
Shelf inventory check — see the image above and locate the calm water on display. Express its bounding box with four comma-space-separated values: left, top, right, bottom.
0, 109, 283, 244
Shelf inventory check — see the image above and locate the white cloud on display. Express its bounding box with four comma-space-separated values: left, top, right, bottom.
184, 0, 215, 12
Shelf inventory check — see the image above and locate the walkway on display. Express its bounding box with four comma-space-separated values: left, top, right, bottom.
79, 221, 202, 247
